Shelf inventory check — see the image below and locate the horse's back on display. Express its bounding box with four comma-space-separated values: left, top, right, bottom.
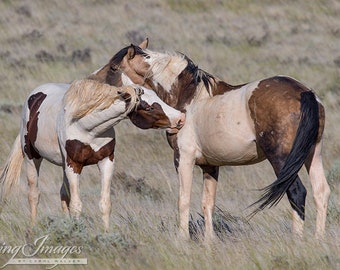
187, 75, 323, 166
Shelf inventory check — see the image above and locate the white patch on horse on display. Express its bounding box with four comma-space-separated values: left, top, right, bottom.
121, 73, 135, 85
144, 50, 187, 92
140, 87, 183, 123
25, 83, 70, 165
185, 80, 262, 166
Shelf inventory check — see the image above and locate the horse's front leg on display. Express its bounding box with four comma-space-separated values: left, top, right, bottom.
168, 132, 196, 240
97, 157, 114, 232
64, 164, 82, 219
200, 165, 219, 242
176, 150, 196, 240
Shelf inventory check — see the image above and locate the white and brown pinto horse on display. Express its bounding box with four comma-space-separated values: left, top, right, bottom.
113, 40, 330, 240
0, 78, 184, 231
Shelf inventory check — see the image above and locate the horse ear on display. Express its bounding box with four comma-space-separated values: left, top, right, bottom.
139, 38, 149, 49
127, 45, 136, 60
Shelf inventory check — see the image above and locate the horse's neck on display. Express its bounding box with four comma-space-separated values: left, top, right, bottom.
67, 100, 130, 136
148, 71, 201, 111
150, 82, 177, 108
157, 80, 241, 111
87, 64, 110, 83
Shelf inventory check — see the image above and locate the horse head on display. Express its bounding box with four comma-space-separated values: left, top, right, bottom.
87, 39, 149, 86
112, 39, 210, 111
128, 86, 185, 134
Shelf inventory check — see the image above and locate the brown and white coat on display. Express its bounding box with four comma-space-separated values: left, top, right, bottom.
113, 40, 330, 240
0, 78, 184, 231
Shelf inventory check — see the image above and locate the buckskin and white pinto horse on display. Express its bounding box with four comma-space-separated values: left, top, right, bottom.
0, 78, 184, 231
110, 39, 330, 240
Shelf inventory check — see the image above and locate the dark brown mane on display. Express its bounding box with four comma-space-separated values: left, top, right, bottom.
175, 63, 199, 111
183, 55, 245, 97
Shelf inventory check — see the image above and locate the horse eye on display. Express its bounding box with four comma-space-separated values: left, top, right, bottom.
145, 55, 150, 59
145, 106, 154, 112
110, 66, 118, 72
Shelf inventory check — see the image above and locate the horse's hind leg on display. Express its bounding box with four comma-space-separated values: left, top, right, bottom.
265, 156, 307, 235
25, 157, 42, 226
97, 157, 114, 232
305, 141, 330, 238
258, 136, 307, 236
60, 172, 70, 214
286, 177, 307, 236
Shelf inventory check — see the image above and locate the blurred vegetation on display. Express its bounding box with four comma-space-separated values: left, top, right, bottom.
166, 0, 211, 13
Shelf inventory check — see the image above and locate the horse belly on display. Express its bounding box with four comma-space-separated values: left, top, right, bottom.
193, 90, 264, 166
199, 136, 262, 166
35, 125, 62, 165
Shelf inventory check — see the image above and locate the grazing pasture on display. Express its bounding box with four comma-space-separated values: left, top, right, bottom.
0, 1, 339, 269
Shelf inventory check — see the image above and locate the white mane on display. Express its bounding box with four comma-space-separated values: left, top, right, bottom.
144, 50, 188, 92
64, 79, 137, 120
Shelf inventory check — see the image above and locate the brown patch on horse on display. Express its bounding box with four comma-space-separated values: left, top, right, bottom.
249, 81, 320, 219
248, 76, 313, 169
24, 92, 47, 159
128, 101, 171, 129
118, 91, 132, 110
316, 102, 325, 143
174, 65, 201, 111
87, 63, 123, 86
166, 133, 180, 170
145, 59, 203, 111
65, 138, 115, 174
212, 80, 246, 96
145, 78, 174, 106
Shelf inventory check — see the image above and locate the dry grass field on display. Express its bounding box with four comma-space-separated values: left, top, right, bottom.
0, 0, 339, 269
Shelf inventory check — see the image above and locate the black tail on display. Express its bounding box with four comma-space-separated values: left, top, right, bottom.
249, 91, 319, 217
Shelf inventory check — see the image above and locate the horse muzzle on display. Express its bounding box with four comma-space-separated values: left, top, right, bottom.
166, 113, 185, 134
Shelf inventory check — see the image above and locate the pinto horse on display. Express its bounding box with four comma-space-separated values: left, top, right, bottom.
110, 40, 330, 240
0, 78, 184, 231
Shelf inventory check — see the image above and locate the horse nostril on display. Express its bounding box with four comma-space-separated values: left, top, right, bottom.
176, 113, 186, 128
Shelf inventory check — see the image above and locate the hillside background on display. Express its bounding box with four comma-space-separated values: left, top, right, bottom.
0, 1, 339, 269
